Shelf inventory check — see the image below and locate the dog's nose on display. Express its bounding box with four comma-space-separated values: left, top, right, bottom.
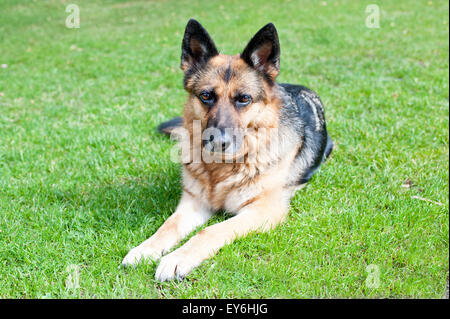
203, 128, 232, 153
212, 129, 232, 152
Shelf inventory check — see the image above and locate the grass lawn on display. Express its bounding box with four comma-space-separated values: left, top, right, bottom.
0, 0, 448, 298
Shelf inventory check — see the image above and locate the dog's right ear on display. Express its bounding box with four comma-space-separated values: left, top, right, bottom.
181, 19, 219, 72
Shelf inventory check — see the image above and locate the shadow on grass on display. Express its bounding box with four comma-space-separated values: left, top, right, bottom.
48, 163, 183, 232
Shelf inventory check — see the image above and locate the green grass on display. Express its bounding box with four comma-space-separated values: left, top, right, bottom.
0, 0, 448, 298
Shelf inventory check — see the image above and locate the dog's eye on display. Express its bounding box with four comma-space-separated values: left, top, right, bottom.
199, 91, 214, 105
200, 92, 211, 100
236, 95, 252, 108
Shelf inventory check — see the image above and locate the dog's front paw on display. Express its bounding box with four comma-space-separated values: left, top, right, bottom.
155, 251, 199, 282
121, 245, 161, 268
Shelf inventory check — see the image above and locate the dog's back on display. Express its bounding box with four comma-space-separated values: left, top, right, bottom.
278, 83, 333, 187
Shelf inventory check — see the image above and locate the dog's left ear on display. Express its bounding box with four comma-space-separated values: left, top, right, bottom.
181, 19, 219, 72
241, 23, 280, 82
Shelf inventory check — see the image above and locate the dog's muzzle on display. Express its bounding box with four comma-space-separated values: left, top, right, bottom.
202, 127, 244, 155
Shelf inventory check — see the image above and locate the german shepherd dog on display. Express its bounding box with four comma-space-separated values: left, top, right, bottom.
121, 19, 333, 281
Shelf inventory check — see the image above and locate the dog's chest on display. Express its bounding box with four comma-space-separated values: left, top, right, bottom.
183, 150, 296, 213
183, 162, 258, 212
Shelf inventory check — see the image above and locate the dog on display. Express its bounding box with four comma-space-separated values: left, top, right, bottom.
121, 19, 333, 281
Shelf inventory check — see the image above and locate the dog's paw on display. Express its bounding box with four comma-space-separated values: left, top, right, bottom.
121, 246, 161, 268
155, 251, 199, 282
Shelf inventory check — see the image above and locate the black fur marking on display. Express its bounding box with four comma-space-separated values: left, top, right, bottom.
183, 65, 198, 88
157, 117, 183, 135
262, 72, 275, 87
324, 135, 334, 159
223, 66, 232, 83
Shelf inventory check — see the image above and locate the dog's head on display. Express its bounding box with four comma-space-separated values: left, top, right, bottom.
181, 19, 281, 160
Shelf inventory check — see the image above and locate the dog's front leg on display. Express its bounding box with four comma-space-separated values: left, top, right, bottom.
155, 189, 288, 281
121, 191, 213, 267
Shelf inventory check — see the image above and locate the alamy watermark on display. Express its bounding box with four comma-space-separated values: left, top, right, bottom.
365, 264, 380, 288
65, 264, 80, 289
65, 4, 80, 28
365, 4, 380, 28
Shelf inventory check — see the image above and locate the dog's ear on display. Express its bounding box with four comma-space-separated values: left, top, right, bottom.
241, 23, 280, 81
181, 19, 219, 72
